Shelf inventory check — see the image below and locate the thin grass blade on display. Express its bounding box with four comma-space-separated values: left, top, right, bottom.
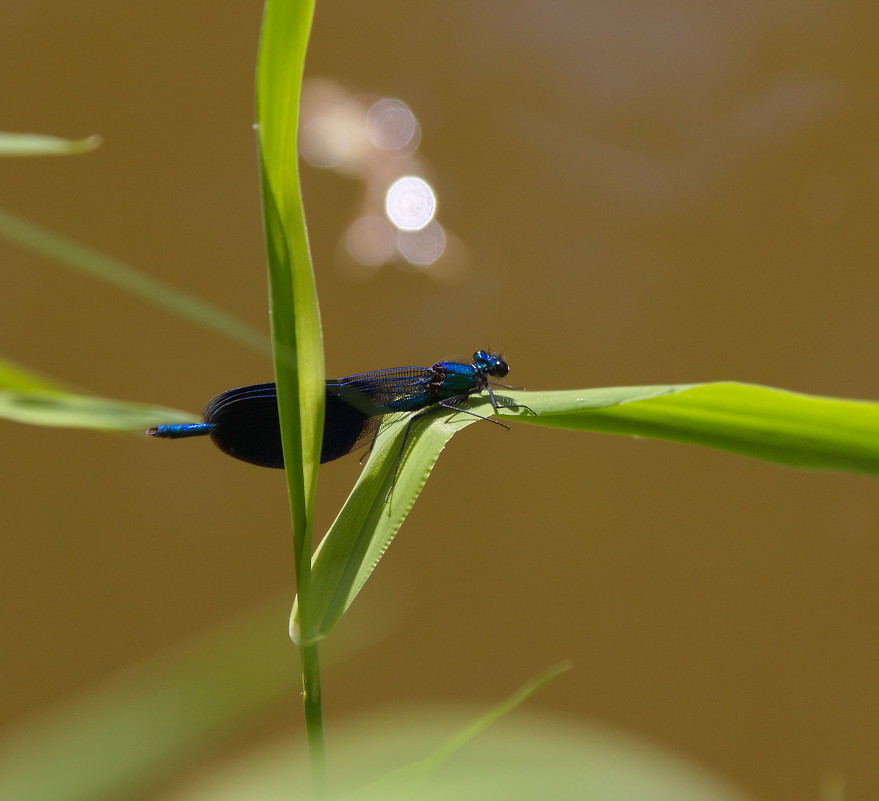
343, 662, 571, 800
0, 132, 101, 157
0, 390, 195, 430
0, 208, 270, 354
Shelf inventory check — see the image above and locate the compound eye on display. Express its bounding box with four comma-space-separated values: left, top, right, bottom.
493, 359, 509, 378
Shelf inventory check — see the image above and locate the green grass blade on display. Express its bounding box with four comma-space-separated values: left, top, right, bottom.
292, 389, 679, 643
291, 387, 686, 643
292, 402, 498, 643
294, 380, 878, 642
0, 356, 194, 430
344, 663, 571, 800
0, 132, 101, 156
0, 390, 195, 430
0, 208, 270, 354
256, 0, 323, 538
0, 357, 72, 393
255, 1, 325, 789
511, 381, 879, 476
256, 0, 323, 660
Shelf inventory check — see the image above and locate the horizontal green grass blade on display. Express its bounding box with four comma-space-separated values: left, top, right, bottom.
0, 132, 101, 157
0, 357, 193, 431
0, 390, 195, 430
514, 381, 879, 476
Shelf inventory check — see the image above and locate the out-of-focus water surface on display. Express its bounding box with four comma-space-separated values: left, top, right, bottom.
2, 3, 878, 800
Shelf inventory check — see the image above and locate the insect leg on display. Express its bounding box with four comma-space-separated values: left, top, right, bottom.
485, 385, 536, 416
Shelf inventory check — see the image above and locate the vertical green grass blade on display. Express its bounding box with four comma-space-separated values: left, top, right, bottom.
256, 0, 322, 565
256, 1, 325, 791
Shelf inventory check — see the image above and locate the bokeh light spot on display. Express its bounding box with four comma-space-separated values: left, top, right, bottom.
346, 216, 397, 266
397, 221, 446, 266
367, 98, 420, 155
385, 176, 436, 231
300, 116, 352, 169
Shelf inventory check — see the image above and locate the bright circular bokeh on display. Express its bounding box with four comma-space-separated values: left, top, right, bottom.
384, 175, 437, 231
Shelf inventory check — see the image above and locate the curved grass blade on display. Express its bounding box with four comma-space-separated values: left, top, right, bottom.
291, 386, 685, 643
291, 397, 522, 644
0, 132, 101, 157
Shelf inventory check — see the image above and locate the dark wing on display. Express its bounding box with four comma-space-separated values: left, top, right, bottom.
202, 368, 433, 469
334, 367, 432, 410
203, 383, 284, 468
323, 367, 430, 460
321, 387, 376, 462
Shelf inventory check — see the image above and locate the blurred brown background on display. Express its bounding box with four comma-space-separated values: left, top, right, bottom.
3, 2, 879, 800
